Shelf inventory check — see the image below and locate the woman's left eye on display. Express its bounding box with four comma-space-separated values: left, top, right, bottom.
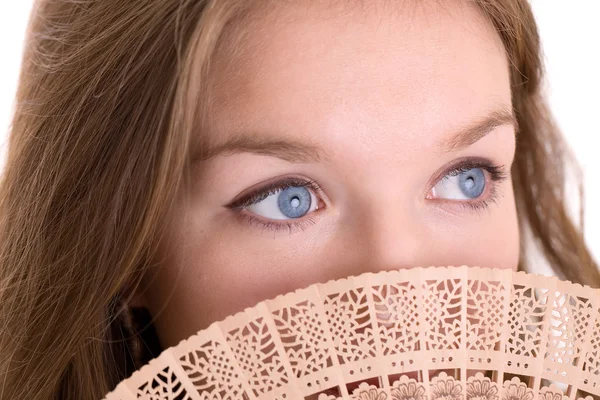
431, 167, 488, 200
427, 159, 509, 211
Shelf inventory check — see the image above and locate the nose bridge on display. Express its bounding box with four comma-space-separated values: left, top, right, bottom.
334, 146, 439, 276
358, 205, 431, 273
339, 169, 434, 275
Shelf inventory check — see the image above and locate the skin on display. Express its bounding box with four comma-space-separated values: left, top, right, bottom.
134, 0, 519, 381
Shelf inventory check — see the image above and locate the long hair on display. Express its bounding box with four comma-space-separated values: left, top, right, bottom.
0, 0, 598, 399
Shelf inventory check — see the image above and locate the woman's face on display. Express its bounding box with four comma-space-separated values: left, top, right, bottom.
138, 0, 519, 350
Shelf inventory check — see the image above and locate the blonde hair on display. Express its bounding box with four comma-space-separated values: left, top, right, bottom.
0, 0, 598, 398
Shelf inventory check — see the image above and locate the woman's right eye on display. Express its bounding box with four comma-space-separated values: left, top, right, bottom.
245, 184, 322, 220
225, 177, 326, 225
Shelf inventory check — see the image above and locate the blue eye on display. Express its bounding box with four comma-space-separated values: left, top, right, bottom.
458, 168, 486, 198
432, 167, 487, 200
243, 181, 321, 220
277, 186, 312, 218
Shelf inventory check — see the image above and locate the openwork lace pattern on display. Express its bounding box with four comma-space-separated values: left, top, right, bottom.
102, 266, 600, 400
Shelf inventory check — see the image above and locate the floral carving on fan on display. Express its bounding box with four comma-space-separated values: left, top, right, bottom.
316, 382, 384, 400
136, 366, 192, 400
430, 372, 463, 400
584, 306, 600, 378
178, 340, 247, 400
225, 317, 289, 396
323, 287, 378, 364
507, 285, 549, 357
372, 281, 420, 356
422, 279, 463, 350
500, 377, 534, 400
352, 384, 387, 400
316, 375, 427, 400
538, 384, 569, 400
390, 375, 427, 400
466, 373, 499, 400
546, 291, 594, 366
271, 299, 333, 377
466, 279, 506, 350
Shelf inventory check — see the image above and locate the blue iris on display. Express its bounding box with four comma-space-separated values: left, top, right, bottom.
277, 186, 312, 218
458, 168, 485, 198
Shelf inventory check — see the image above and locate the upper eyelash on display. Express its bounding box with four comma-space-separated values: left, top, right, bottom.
445, 159, 508, 182
226, 177, 323, 210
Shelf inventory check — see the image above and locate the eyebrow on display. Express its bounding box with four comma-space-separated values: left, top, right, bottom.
196, 133, 332, 164
438, 104, 518, 153
195, 105, 518, 164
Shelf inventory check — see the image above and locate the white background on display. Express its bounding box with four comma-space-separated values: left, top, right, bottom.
1, 2, 599, 268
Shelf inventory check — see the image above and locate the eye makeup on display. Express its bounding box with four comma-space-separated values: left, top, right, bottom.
224, 157, 509, 234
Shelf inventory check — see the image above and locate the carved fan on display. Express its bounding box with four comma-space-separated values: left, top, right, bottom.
102, 265, 600, 400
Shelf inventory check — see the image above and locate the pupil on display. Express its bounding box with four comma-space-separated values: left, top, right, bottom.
458, 168, 485, 198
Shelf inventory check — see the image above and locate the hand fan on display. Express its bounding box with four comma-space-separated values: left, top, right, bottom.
102, 265, 600, 400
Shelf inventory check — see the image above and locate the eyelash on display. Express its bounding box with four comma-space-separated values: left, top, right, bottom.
227, 177, 323, 235
227, 158, 509, 234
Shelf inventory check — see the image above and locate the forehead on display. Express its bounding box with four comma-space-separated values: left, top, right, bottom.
201, 0, 510, 160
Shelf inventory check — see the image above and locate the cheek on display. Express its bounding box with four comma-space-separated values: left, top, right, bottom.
474, 181, 520, 271
142, 216, 316, 349
452, 215, 519, 271
428, 180, 520, 272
